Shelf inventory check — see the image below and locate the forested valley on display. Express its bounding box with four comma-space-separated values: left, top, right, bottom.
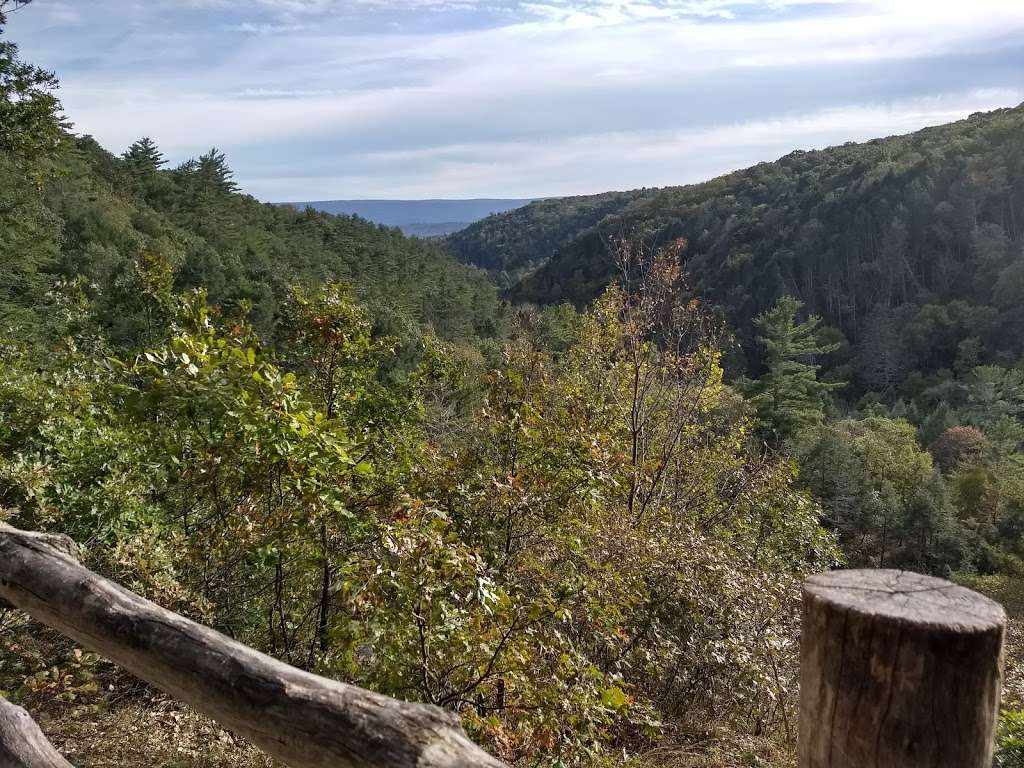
454, 104, 1024, 579
3, 4, 1024, 766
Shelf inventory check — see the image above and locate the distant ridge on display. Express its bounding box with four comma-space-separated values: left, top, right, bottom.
281, 198, 535, 236
446, 102, 1024, 387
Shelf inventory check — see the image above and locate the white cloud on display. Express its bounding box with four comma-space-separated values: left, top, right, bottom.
237, 88, 1024, 199
9, 0, 1024, 198
222, 22, 313, 34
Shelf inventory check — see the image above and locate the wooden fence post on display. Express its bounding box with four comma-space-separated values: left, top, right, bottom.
799, 569, 1005, 767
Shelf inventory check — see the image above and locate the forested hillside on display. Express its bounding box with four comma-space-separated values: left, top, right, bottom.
455, 106, 1024, 385
2, 135, 503, 353
5, 2, 1024, 765
452, 105, 1024, 602
0, 13, 838, 767
446, 190, 643, 284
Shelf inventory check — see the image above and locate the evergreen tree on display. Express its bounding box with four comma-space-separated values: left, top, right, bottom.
0, 1, 64, 333
122, 136, 165, 175
195, 147, 238, 194
964, 365, 1024, 427
920, 401, 957, 446
856, 304, 903, 392
744, 295, 841, 442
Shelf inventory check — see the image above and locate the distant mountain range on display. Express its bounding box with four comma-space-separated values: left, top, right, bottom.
281, 198, 535, 236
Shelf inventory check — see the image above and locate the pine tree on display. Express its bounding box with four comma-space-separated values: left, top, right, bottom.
0, 1, 65, 163
195, 148, 238, 195
122, 136, 165, 175
171, 149, 239, 237
965, 365, 1024, 426
745, 295, 841, 443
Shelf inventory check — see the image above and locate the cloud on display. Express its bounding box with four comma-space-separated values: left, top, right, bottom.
7, 0, 1024, 199
222, 22, 313, 34
231, 88, 1024, 199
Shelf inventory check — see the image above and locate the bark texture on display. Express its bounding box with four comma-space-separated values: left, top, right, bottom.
0, 525, 506, 768
0, 696, 73, 768
799, 568, 1005, 768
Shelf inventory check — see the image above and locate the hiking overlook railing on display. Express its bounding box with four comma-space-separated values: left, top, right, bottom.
0, 525, 1008, 768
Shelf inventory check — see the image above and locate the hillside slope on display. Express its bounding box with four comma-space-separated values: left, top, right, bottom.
454, 105, 1024, 388
445, 190, 645, 282
1, 137, 504, 348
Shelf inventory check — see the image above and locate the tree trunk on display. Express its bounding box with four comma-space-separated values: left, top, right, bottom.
799, 569, 1005, 768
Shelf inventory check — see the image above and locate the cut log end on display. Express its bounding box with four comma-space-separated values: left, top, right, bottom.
803, 568, 1005, 633
799, 569, 1005, 768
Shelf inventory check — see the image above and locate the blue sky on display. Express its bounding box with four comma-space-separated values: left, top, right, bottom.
6, 0, 1024, 201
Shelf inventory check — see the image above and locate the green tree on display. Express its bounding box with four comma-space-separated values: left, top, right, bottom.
795, 417, 963, 572
964, 366, 1024, 427
0, 267, 838, 764
122, 136, 165, 176
856, 304, 903, 391
744, 295, 840, 442
194, 147, 238, 195
0, 3, 64, 335
343, 247, 838, 761
0, 1, 65, 164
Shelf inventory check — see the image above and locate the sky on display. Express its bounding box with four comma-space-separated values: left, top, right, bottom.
6, 0, 1024, 201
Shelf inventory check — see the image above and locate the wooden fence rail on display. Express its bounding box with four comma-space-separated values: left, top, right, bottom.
0, 696, 72, 768
0, 526, 1010, 767
0, 525, 506, 768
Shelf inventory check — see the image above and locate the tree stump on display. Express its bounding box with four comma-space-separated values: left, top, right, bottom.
799, 569, 1005, 768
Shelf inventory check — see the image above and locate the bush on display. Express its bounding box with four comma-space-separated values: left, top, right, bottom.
998, 709, 1024, 767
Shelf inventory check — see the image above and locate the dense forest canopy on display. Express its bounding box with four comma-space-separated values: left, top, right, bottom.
3, 3, 1024, 765
449, 105, 1024, 583
0, 12, 834, 766
1, 111, 503, 353
455, 105, 1024, 382
446, 190, 644, 285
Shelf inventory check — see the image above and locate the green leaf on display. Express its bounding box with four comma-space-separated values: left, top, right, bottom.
600, 686, 627, 710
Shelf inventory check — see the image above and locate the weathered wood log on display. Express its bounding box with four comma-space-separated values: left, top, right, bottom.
799, 569, 1005, 768
0, 696, 73, 768
0, 525, 506, 768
